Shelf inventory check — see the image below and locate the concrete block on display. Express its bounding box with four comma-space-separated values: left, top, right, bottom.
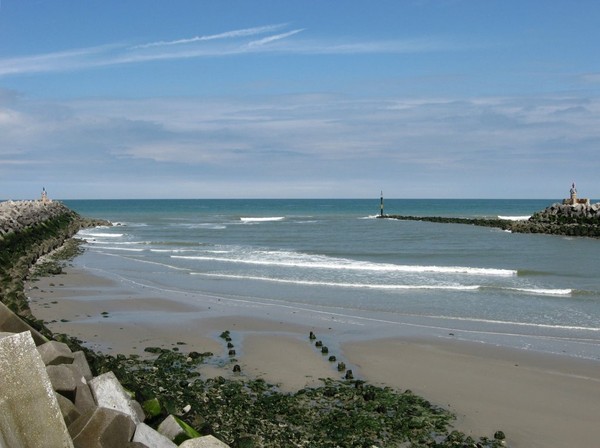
0, 302, 47, 345
47, 364, 78, 401
69, 407, 136, 448
178, 435, 231, 448
0, 331, 73, 448
72, 351, 93, 381
55, 393, 81, 427
133, 422, 177, 448
74, 379, 97, 415
89, 371, 144, 424
37, 340, 75, 366
157, 414, 185, 441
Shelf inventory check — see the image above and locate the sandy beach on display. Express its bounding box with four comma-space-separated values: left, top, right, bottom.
27, 266, 600, 448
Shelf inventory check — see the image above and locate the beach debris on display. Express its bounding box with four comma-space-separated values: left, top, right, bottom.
219, 330, 231, 340
232, 434, 261, 448
494, 431, 506, 440
144, 346, 162, 354
309, 331, 316, 340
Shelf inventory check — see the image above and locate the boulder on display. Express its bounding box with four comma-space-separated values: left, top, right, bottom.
157, 415, 186, 441
0, 331, 73, 448
69, 407, 136, 448
55, 393, 82, 427
89, 371, 145, 424
133, 422, 177, 448
74, 379, 97, 415
0, 302, 47, 345
37, 340, 75, 366
47, 364, 79, 401
72, 351, 94, 381
157, 414, 200, 443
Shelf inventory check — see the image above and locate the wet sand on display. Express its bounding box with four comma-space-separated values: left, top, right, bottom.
27, 266, 600, 448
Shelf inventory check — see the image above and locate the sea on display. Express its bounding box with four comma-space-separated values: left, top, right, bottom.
63, 199, 600, 361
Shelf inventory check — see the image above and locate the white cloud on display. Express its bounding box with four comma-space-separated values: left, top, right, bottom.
2, 90, 599, 198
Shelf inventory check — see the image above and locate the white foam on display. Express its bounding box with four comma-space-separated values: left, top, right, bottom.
498, 215, 531, 221
150, 248, 197, 253
509, 287, 572, 296
173, 250, 516, 276
83, 232, 124, 238
240, 217, 284, 222
87, 246, 144, 252
191, 272, 481, 291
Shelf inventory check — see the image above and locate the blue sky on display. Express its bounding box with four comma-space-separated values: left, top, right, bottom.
1, 0, 599, 199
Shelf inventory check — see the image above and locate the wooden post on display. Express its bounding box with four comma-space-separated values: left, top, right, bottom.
380, 191, 384, 217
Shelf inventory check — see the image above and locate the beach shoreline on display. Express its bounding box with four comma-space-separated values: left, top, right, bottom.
26, 263, 600, 448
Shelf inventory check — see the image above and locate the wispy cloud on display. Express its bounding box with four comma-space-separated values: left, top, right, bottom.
0, 24, 467, 78
134, 24, 288, 49
246, 29, 305, 48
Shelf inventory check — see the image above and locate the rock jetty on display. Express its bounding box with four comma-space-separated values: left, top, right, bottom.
0, 200, 108, 319
381, 201, 600, 238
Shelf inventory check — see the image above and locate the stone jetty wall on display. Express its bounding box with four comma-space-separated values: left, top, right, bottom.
0, 200, 231, 447
511, 202, 600, 237
0, 200, 75, 236
0, 200, 107, 319
382, 201, 600, 238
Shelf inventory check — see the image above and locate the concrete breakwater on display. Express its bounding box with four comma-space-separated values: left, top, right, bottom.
0, 200, 76, 236
0, 200, 108, 319
0, 200, 232, 447
381, 201, 600, 238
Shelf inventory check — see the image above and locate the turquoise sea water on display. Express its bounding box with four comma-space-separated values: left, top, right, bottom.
64, 199, 600, 360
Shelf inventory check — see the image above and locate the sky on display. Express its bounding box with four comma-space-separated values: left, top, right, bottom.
1, 0, 599, 199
